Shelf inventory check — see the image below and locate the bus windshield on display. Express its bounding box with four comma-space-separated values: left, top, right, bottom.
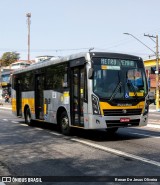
92, 57, 148, 100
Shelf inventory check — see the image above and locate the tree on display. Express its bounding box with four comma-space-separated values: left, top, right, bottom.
0, 52, 20, 67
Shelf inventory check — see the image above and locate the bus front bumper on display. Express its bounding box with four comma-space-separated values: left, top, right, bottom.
87, 114, 148, 129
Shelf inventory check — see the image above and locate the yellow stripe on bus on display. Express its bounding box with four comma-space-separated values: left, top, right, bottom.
22, 98, 35, 114
11, 98, 16, 112
99, 101, 145, 115
12, 98, 35, 114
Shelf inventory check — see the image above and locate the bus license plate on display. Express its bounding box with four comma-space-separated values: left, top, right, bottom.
120, 118, 130, 122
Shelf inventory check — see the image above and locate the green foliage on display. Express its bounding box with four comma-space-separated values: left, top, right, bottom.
0, 52, 20, 66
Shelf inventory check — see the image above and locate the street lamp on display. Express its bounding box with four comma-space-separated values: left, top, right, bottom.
26, 13, 31, 62
123, 32, 159, 111
123, 33, 155, 54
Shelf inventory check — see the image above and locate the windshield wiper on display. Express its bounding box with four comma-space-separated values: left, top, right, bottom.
127, 80, 138, 101
109, 82, 122, 102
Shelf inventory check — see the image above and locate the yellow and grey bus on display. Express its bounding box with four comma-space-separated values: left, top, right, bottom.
11, 52, 149, 135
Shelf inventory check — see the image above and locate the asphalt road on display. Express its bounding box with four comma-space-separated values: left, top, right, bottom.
0, 108, 160, 185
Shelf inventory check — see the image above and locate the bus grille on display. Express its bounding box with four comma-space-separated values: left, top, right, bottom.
106, 119, 140, 127
103, 109, 142, 116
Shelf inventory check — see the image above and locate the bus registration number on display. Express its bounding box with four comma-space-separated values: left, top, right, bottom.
120, 118, 130, 122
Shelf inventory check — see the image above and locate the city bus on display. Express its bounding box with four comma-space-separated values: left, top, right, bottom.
11, 52, 150, 135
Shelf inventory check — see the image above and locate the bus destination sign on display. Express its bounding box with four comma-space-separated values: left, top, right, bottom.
101, 59, 136, 67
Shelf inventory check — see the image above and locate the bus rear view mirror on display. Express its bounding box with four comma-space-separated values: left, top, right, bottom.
88, 68, 94, 79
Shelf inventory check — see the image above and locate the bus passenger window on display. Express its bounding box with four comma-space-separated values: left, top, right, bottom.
63, 73, 68, 88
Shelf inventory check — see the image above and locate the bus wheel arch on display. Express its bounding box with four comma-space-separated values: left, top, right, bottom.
57, 107, 71, 135
24, 105, 32, 126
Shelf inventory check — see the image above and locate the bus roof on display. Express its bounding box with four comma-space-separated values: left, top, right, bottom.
13, 52, 88, 74
13, 52, 142, 74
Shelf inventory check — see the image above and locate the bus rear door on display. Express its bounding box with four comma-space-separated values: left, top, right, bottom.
35, 74, 45, 120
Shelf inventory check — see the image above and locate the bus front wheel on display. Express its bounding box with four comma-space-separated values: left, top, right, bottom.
60, 111, 71, 135
25, 108, 32, 126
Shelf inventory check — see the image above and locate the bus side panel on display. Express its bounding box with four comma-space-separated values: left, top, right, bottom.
83, 102, 89, 129
43, 90, 70, 124
21, 91, 35, 119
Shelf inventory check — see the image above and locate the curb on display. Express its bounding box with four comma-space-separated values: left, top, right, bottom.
0, 106, 12, 110
149, 110, 157, 113
147, 124, 160, 129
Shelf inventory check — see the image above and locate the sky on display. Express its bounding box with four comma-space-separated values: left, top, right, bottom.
0, 0, 160, 60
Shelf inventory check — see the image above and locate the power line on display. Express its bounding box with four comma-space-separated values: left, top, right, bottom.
0, 47, 92, 52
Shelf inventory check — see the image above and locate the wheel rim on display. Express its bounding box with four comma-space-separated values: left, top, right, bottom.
26, 110, 31, 123
61, 116, 69, 130
27, 114, 31, 123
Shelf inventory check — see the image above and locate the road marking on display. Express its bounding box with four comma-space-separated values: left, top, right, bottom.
130, 132, 160, 138
2, 119, 8, 121
19, 124, 28, 127
48, 132, 62, 136
35, 128, 44, 131
71, 138, 160, 167
11, 121, 19, 123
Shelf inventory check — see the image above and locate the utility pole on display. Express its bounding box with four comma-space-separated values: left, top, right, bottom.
144, 34, 159, 111
0, 61, 1, 85
156, 35, 159, 111
26, 13, 31, 62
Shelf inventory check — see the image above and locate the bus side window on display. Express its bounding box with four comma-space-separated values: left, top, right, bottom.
63, 73, 68, 88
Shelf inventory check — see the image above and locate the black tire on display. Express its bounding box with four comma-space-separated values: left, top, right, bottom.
25, 108, 32, 126
106, 127, 118, 134
60, 111, 71, 135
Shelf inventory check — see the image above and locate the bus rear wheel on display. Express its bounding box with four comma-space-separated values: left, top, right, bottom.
25, 108, 32, 126
60, 111, 71, 135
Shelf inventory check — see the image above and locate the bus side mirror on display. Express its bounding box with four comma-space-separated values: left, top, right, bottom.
88, 68, 94, 79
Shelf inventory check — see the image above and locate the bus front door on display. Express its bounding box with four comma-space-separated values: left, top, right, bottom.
70, 67, 84, 127
35, 74, 44, 120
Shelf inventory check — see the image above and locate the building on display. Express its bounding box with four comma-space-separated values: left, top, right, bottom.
10, 60, 32, 69
1, 70, 12, 97
0, 60, 33, 101
35, 56, 54, 63
144, 58, 160, 92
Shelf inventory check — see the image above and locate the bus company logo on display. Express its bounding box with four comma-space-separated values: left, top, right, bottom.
117, 104, 132, 106
122, 109, 127, 114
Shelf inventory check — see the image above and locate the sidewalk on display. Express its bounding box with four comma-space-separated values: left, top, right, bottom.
0, 101, 12, 110
149, 104, 157, 112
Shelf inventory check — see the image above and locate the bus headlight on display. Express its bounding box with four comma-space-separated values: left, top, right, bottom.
143, 101, 149, 115
92, 95, 100, 115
